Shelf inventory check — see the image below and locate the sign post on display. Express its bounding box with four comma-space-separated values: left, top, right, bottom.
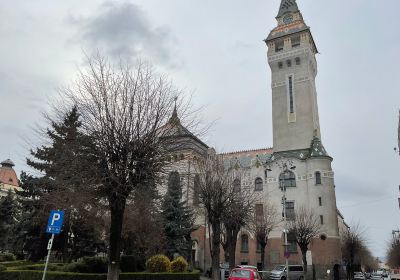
42, 210, 64, 280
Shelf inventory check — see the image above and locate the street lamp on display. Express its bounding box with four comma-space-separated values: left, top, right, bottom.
266, 159, 295, 280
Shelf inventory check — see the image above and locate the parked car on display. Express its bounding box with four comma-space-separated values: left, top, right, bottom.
269, 265, 304, 280
229, 268, 262, 280
354, 272, 366, 280
370, 273, 383, 280
236, 265, 259, 272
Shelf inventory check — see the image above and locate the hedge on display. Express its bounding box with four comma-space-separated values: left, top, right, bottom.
0, 270, 201, 280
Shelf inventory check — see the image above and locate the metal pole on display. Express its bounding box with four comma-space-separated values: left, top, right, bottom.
42, 234, 55, 280
283, 186, 289, 280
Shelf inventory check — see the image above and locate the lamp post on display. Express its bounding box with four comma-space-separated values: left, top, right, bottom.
266, 160, 296, 280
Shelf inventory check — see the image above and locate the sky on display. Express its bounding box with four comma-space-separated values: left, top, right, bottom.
0, 0, 399, 259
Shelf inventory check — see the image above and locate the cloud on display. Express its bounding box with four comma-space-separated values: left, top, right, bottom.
69, 1, 177, 66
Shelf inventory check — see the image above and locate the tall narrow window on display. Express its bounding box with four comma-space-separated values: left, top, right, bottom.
318, 197, 322, 206
315, 171, 322, 185
287, 232, 297, 253
193, 174, 200, 206
233, 178, 241, 192
320, 215, 324, 225
285, 201, 295, 220
241, 234, 249, 252
288, 76, 294, 113
255, 177, 263, 191
255, 204, 264, 224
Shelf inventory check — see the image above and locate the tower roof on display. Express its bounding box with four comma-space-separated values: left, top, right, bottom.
277, 0, 300, 18
1, 159, 15, 168
309, 136, 330, 158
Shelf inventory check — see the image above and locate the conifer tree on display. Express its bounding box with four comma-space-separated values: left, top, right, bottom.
23, 107, 105, 261
161, 171, 194, 260
0, 190, 17, 252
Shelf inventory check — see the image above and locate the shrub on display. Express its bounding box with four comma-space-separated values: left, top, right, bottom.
63, 257, 107, 273
0, 253, 16, 262
146, 255, 171, 273
120, 255, 146, 272
171, 257, 188, 273
0, 264, 6, 272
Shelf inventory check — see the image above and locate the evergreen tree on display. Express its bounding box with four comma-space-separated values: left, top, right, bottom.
20, 107, 105, 261
161, 171, 194, 260
0, 190, 17, 252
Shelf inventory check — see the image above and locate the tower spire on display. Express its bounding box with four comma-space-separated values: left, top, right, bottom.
277, 0, 299, 18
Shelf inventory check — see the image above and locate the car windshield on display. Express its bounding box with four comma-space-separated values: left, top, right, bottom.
273, 266, 286, 271
231, 270, 251, 279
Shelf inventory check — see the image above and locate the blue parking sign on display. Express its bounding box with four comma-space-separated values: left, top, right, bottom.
46, 210, 64, 234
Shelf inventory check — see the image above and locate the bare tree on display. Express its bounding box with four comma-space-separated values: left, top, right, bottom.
287, 206, 322, 273
195, 153, 236, 280
341, 224, 370, 279
221, 188, 256, 269
250, 201, 280, 270
60, 54, 192, 280
387, 235, 400, 269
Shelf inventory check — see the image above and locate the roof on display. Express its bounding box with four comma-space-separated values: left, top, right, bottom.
309, 136, 330, 158
221, 148, 273, 170
0, 159, 19, 187
277, 0, 299, 18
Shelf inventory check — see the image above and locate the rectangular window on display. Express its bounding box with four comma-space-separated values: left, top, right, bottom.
275, 40, 284, 52
285, 201, 295, 220
319, 197, 322, 206
291, 35, 301, 48
287, 232, 297, 253
320, 215, 324, 225
255, 204, 264, 223
288, 76, 294, 113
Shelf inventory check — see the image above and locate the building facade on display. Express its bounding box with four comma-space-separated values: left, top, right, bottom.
165, 0, 343, 276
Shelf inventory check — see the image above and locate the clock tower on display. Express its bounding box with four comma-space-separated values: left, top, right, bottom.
265, 0, 321, 153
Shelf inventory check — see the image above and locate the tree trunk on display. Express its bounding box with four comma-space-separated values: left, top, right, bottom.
107, 196, 126, 280
211, 220, 221, 280
228, 228, 239, 270
300, 246, 308, 273
260, 242, 266, 270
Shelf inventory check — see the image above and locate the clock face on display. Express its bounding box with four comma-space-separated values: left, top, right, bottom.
283, 14, 293, 24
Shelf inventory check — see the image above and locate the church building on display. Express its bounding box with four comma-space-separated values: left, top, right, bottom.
165, 0, 343, 276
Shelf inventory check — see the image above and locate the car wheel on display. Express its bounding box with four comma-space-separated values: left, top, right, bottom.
281, 277, 286, 280
299, 277, 304, 280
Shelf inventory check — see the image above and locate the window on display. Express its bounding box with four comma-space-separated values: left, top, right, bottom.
287, 232, 297, 253
291, 35, 301, 48
255, 177, 263, 191
318, 197, 322, 206
285, 201, 295, 220
315, 171, 321, 185
257, 240, 262, 252
233, 178, 241, 192
295, 57, 301, 65
278, 61, 283, 69
320, 215, 324, 225
286, 59, 292, 67
287, 75, 295, 113
241, 234, 249, 252
279, 170, 296, 188
193, 174, 200, 206
255, 204, 264, 224
275, 40, 284, 52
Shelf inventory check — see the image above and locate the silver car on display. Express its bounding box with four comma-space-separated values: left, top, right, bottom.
269, 265, 304, 280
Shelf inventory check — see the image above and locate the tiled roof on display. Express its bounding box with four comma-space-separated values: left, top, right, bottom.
277, 0, 299, 18
0, 165, 19, 187
221, 148, 273, 169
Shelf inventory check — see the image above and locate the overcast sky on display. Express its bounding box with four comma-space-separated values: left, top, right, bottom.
1, 0, 399, 259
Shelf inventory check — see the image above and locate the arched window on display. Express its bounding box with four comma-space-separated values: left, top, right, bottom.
233, 178, 241, 193
240, 234, 249, 252
279, 170, 296, 188
315, 171, 321, 185
254, 177, 263, 191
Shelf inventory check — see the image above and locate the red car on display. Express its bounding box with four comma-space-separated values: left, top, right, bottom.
229, 268, 262, 280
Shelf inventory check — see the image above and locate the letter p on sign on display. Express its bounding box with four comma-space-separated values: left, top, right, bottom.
46, 210, 65, 235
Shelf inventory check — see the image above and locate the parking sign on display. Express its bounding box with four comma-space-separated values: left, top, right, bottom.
46, 210, 64, 234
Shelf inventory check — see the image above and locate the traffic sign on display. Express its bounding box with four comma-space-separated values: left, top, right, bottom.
46, 210, 64, 234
